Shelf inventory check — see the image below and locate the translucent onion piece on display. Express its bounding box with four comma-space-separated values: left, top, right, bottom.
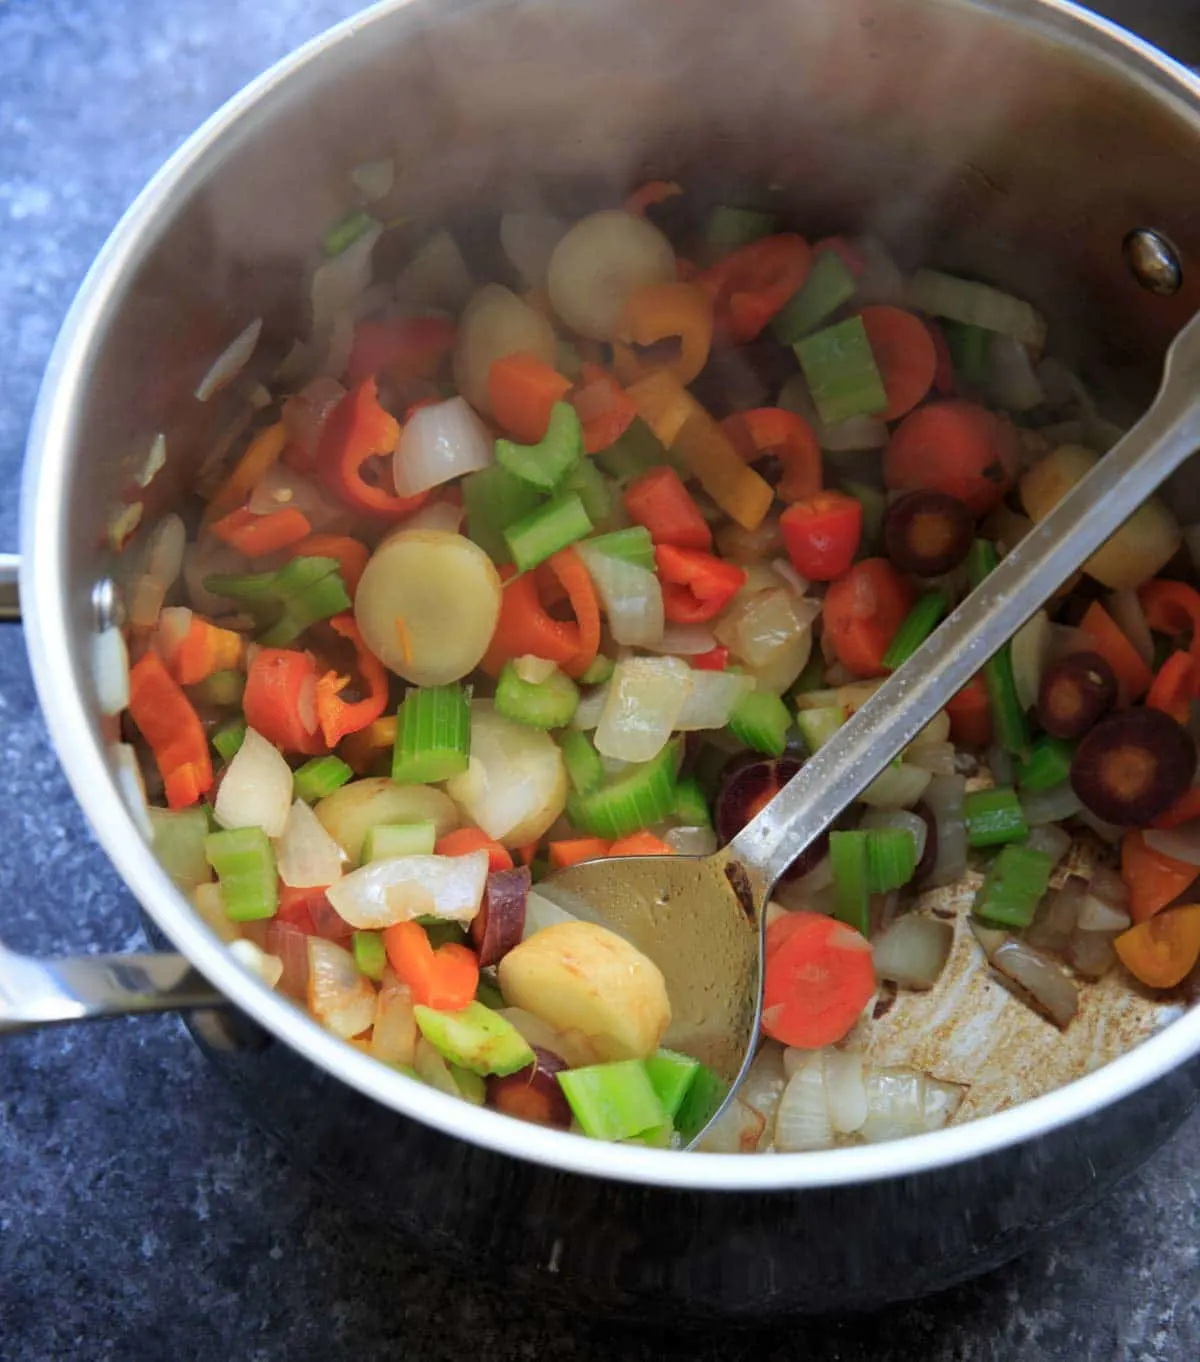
195, 317, 262, 402
1144, 823, 1200, 866
906, 741, 956, 776
823, 1049, 869, 1134
715, 516, 784, 564
922, 774, 968, 888
247, 463, 346, 530
444, 702, 567, 845
515, 655, 559, 685
371, 979, 419, 1067
112, 742, 154, 843
183, 536, 252, 618
92, 627, 130, 717
311, 221, 383, 339
774, 1054, 834, 1153
577, 545, 665, 647
393, 396, 494, 497
453, 283, 557, 415
987, 744, 1016, 788
646, 623, 717, 657
858, 808, 927, 868
266, 920, 310, 998
1010, 609, 1050, 713
135, 432, 168, 489
859, 762, 932, 809
714, 587, 818, 669
194, 882, 239, 944
282, 375, 346, 465
1106, 589, 1154, 667
1076, 890, 1131, 933
859, 1066, 927, 1143
496, 1006, 597, 1070
547, 210, 675, 341
1026, 877, 1084, 954
595, 656, 691, 763
906, 268, 1046, 349
276, 798, 346, 888
500, 211, 568, 288
396, 229, 473, 312
214, 727, 294, 839
695, 1098, 766, 1154
306, 937, 377, 1039
1073, 807, 1124, 845
108, 501, 144, 552
1024, 822, 1072, 867
570, 682, 609, 731
990, 937, 1079, 1028
318, 309, 356, 382
738, 1044, 787, 1127
143, 513, 187, 593
987, 334, 1046, 411
350, 157, 395, 202
872, 915, 953, 990
127, 575, 166, 631
1066, 928, 1119, 980
664, 825, 718, 857
770, 557, 810, 598
228, 938, 284, 990
674, 667, 756, 731
1020, 781, 1083, 826
326, 850, 489, 929
922, 1077, 967, 1131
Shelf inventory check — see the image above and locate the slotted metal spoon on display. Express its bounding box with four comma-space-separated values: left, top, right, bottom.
539, 311, 1200, 1145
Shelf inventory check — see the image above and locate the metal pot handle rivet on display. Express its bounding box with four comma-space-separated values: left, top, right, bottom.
1124, 227, 1183, 295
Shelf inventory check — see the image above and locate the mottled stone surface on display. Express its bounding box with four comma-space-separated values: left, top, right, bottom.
1, 2, 1198, 1358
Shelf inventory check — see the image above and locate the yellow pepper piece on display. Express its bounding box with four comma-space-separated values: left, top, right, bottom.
612, 283, 714, 387
203, 421, 289, 524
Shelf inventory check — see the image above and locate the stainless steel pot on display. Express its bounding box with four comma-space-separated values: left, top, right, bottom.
10, 0, 1200, 1316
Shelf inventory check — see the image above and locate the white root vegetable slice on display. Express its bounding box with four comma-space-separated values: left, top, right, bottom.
547, 210, 675, 341
452, 283, 557, 415
354, 530, 502, 686
326, 850, 490, 929
314, 778, 459, 864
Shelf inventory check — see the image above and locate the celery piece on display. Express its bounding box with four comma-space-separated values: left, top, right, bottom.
414, 1038, 466, 1097
772, 248, 858, 344
495, 660, 580, 730
841, 480, 887, 558
864, 829, 918, 893
352, 931, 388, 981
212, 718, 247, 764
583, 525, 655, 572
672, 776, 711, 828
420, 919, 468, 949
413, 1001, 535, 1076
728, 690, 792, 757
673, 1063, 728, 1144
943, 320, 992, 386
462, 464, 544, 565
567, 739, 680, 839
562, 457, 615, 527
966, 540, 1030, 757
495, 402, 584, 493
557, 1060, 668, 1141
449, 1065, 487, 1105
322, 209, 377, 257
363, 821, 437, 861
594, 417, 669, 481
560, 729, 605, 797
973, 843, 1054, 929
292, 755, 354, 803
795, 316, 888, 426
504, 493, 593, 572
475, 976, 507, 1010
204, 555, 349, 648
829, 830, 870, 936
149, 807, 212, 893
1017, 735, 1076, 794
964, 786, 1029, 847
204, 826, 278, 922
259, 568, 352, 647
578, 655, 615, 686
795, 703, 844, 755
882, 591, 949, 670
643, 1048, 701, 1119
705, 205, 777, 255
392, 684, 470, 784
188, 668, 244, 708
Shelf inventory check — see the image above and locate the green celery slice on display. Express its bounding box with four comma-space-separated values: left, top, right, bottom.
578, 655, 615, 686
583, 525, 655, 572
363, 821, 438, 861
413, 1001, 535, 1076
772, 248, 858, 344
643, 1049, 701, 1119
323, 209, 377, 257
560, 729, 605, 797
795, 704, 844, 754
463, 464, 544, 565
504, 493, 593, 572
204, 826, 278, 922
794, 316, 888, 426
728, 690, 792, 757
973, 843, 1054, 929
188, 669, 244, 708
883, 591, 949, 670
829, 830, 870, 936
705, 205, 777, 255
593, 417, 669, 480
293, 755, 354, 803
212, 718, 247, 764
150, 807, 212, 893
1017, 735, 1076, 793
864, 829, 918, 893
495, 402, 584, 492
673, 1063, 727, 1144
352, 931, 388, 981
966, 539, 1030, 757
568, 739, 680, 839
561, 457, 615, 527
392, 685, 470, 783
672, 776, 711, 828
964, 786, 1029, 847
494, 661, 580, 730
557, 1060, 668, 1141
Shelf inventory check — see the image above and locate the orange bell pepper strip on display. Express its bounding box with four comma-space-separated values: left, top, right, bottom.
1115, 903, 1200, 988
339, 715, 397, 775
346, 316, 457, 390
611, 283, 714, 387
945, 674, 993, 749
127, 651, 213, 809
316, 615, 389, 748
488, 353, 572, 445
570, 363, 639, 454
1121, 830, 1199, 923
721, 407, 822, 503
696, 234, 812, 344
209, 506, 313, 558
1140, 580, 1200, 668
159, 614, 244, 687
548, 837, 611, 869
383, 920, 479, 1010
516, 841, 540, 867
242, 648, 326, 755
654, 545, 747, 625
435, 827, 515, 872
1078, 601, 1153, 701
608, 832, 676, 857
623, 465, 712, 551
1154, 785, 1200, 830
482, 549, 599, 680
285, 533, 369, 599
317, 377, 428, 521
1145, 650, 1199, 726
204, 421, 289, 525
624, 180, 682, 217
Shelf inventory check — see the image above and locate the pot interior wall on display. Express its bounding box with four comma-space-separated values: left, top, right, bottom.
52, 0, 1200, 817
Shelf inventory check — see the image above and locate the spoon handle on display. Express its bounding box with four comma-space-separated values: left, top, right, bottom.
729, 311, 1200, 889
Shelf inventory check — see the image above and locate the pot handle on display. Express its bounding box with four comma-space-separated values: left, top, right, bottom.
0, 553, 226, 1033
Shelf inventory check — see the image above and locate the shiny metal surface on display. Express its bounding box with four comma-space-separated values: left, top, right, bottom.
1125, 227, 1185, 295
17, 0, 1200, 1198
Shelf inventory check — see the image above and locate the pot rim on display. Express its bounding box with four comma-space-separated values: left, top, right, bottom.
21, 0, 1200, 1191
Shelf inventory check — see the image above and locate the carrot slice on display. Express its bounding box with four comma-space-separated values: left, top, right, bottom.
1115, 903, 1200, 988
127, 651, 213, 810
242, 648, 326, 755
945, 674, 993, 748
383, 921, 479, 1011
210, 506, 313, 558
488, 352, 573, 444
858, 306, 938, 421
1146, 650, 1198, 725
571, 363, 638, 454
821, 559, 915, 678
549, 837, 611, 869
761, 911, 876, 1048
1121, 830, 1199, 924
1079, 601, 1153, 701
435, 827, 515, 872
883, 399, 1020, 516
608, 832, 675, 857
722, 407, 822, 503
623, 465, 712, 551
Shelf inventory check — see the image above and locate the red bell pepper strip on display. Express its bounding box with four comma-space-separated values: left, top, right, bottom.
722, 407, 822, 503
316, 615, 390, 749
571, 363, 639, 454
1140, 580, 1200, 669
481, 549, 599, 679
346, 316, 456, 389
242, 648, 326, 755
209, 506, 313, 558
654, 545, 746, 624
317, 377, 429, 521
1145, 650, 1199, 726
127, 651, 213, 809
622, 465, 712, 551
690, 644, 730, 671
779, 490, 863, 582
697, 234, 813, 344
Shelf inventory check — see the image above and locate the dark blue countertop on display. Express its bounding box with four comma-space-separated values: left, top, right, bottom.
1, 2, 1198, 1357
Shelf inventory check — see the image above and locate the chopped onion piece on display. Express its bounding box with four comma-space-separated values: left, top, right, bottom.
739, 1044, 787, 1127
778, 374, 888, 450
306, 937, 376, 1039
496, 1006, 596, 1070
872, 915, 953, 990
1144, 823, 1200, 866
646, 623, 717, 657
1066, 928, 1119, 979
577, 545, 665, 647
326, 850, 489, 929
350, 158, 394, 202
906, 741, 956, 776
266, 920, 310, 998
1020, 781, 1082, 826
922, 1077, 966, 1130
93, 627, 130, 716
396, 229, 473, 312
987, 744, 1016, 788
214, 727, 294, 839
183, 536, 252, 618
107, 501, 144, 552
229, 938, 284, 990
674, 667, 756, 731
774, 1054, 834, 1153
665, 825, 718, 856
371, 978, 418, 1066
276, 798, 346, 888
500, 212, 568, 287
1073, 807, 1124, 845
595, 656, 691, 763
823, 1049, 869, 1134
922, 774, 968, 887
859, 808, 927, 867
393, 396, 494, 496
1010, 609, 1050, 713
987, 334, 1045, 411
770, 557, 809, 597
135, 432, 168, 489
195, 318, 262, 402
127, 575, 166, 631
311, 221, 383, 340
1107, 590, 1154, 667
1076, 891, 1131, 933
714, 587, 818, 669
859, 1066, 927, 1143
570, 682, 609, 731
515, 654, 559, 685
1024, 822, 1071, 866
1026, 877, 1084, 953
247, 463, 345, 529
906, 268, 1046, 349
695, 1098, 766, 1154
859, 762, 931, 809
990, 937, 1079, 1028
